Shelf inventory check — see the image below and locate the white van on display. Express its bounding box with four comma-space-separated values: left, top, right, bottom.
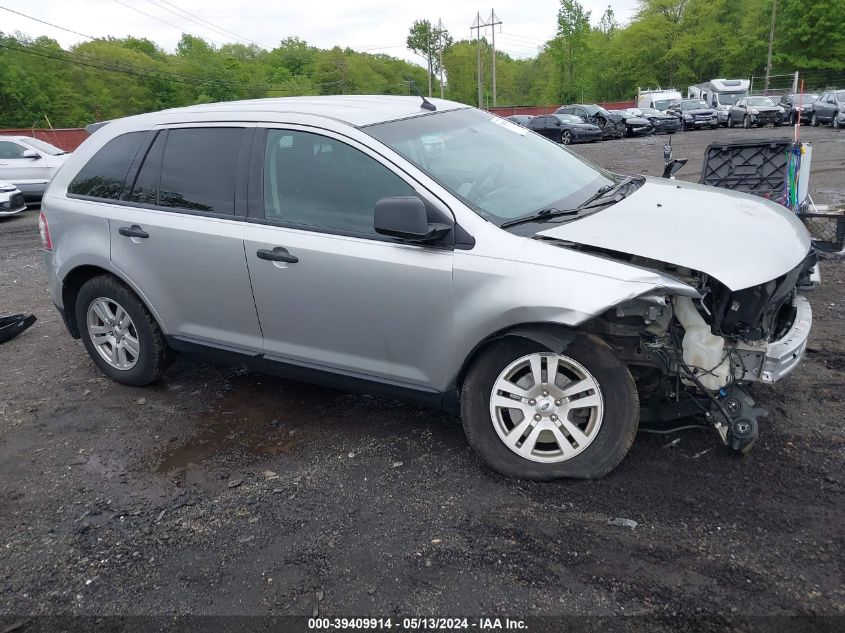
637, 89, 682, 112
689, 79, 750, 126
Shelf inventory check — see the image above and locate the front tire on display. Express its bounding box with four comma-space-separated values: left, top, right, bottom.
811, 112, 819, 126
561, 129, 572, 145
727, 116, 734, 128
460, 334, 639, 480
834, 113, 841, 129
743, 115, 751, 129
75, 275, 169, 386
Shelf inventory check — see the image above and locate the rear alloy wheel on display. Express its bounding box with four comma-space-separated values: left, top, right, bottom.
460, 334, 639, 480
76, 275, 170, 386
561, 129, 572, 145
811, 112, 819, 126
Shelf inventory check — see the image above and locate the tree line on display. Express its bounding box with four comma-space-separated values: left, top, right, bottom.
1, 0, 843, 128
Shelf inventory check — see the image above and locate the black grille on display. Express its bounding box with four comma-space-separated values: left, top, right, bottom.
10, 193, 24, 209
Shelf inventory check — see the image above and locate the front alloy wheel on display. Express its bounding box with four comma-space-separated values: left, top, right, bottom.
460, 334, 639, 480
489, 353, 603, 463
561, 130, 572, 145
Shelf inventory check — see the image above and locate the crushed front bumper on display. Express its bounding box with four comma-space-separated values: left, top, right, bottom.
734, 294, 812, 383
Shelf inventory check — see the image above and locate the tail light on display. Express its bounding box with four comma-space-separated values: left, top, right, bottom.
39, 210, 53, 251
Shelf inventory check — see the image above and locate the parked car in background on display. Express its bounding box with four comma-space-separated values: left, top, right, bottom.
41, 95, 817, 480
688, 79, 750, 126
554, 104, 625, 139
727, 96, 784, 128
504, 114, 534, 127
0, 180, 26, 216
527, 114, 602, 144
637, 88, 682, 112
0, 136, 69, 201
667, 99, 719, 130
779, 93, 819, 124
626, 107, 681, 134
811, 90, 845, 128
608, 110, 652, 136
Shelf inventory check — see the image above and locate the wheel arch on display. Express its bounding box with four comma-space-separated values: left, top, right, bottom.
453, 322, 580, 394
60, 265, 164, 339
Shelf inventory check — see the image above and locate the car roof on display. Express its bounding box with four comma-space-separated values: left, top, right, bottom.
155, 95, 470, 128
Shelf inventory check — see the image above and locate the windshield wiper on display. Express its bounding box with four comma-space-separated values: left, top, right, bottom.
499, 175, 644, 229
499, 207, 579, 229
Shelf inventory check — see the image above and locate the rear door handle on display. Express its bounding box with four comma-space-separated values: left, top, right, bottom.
118, 225, 149, 239
256, 247, 298, 264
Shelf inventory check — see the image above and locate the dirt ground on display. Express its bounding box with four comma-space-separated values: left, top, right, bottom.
1, 125, 843, 629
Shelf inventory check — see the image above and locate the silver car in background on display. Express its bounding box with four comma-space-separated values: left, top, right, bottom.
41, 96, 817, 480
0, 136, 68, 201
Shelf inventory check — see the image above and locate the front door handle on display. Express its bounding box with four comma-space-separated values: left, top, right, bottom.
118, 225, 149, 239
256, 247, 298, 264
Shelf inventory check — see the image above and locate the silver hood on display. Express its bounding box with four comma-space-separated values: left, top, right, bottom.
537, 178, 812, 291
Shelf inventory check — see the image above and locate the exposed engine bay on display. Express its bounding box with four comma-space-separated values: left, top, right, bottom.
574, 244, 819, 454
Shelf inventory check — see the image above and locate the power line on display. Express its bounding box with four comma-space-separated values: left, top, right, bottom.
111, 0, 228, 47
0, 5, 98, 41
144, 0, 262, 48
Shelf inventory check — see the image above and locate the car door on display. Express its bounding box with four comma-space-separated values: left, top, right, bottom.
242, 126, 455, 389
93, 125, 264, 352
815, 93, 830, 120
0, 139, 51, 196
529, 116, 551, 139
824, 93, 837, 121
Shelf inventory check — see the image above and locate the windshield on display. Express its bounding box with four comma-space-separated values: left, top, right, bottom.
653, 99, 678, 110
365, 108, 613, 224
640, 108, 661, 116
681, 100, 708, 110
797, 94, 819, 103
717, 93, 745, 105
747, 97, 776, 106
837, 91, 845, 101
18, 137, 67, 155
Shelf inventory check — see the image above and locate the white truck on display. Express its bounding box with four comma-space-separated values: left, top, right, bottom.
637, 88, 682, 112
688, 79, 750, 126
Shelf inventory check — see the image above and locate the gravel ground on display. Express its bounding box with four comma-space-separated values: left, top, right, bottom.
1, 126, 843, 629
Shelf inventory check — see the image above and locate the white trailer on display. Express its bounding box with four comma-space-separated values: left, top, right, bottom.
688, 79, 750, 126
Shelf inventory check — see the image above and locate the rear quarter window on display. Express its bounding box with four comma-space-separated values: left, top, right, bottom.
68, 132, 147, 200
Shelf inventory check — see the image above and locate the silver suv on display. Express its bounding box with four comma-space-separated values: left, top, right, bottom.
41, 96, 817, 480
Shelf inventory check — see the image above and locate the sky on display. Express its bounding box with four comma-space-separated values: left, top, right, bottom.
0, 0, 639, 66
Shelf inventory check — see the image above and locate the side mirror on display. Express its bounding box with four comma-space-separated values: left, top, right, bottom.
554, 120, 561, 126
374, 197, 451, 242
22, 149, 39, 159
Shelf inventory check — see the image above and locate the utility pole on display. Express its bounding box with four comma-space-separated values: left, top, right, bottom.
470, 10, 502, 109
489, 9, 502, 107
765, 0, 777, 93
426, 29, 433, 97
471, 12, 484, 109
438, 18, 444, 99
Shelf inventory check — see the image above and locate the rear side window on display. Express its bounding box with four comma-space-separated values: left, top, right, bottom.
127, 132, 165, 205
68, 132, 147, 200
157, 128, 242, 214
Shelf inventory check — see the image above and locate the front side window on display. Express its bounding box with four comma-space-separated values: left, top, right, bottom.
0, 141, 26, 159
263, 129, 414, 236
365, 108, 612, 225
157, 128, 242, 214
68, 132, 147, 200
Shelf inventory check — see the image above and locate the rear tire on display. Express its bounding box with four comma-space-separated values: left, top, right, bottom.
75, 275, 169, 386
460, 334, 639, 480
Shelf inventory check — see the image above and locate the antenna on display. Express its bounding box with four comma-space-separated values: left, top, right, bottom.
407, 79, 438, 111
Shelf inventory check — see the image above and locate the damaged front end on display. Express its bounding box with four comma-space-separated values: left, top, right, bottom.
580, 249, 819, 454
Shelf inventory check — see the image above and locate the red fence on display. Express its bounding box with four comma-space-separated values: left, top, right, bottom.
0, 128, 89, 152
489, 100, 637, 117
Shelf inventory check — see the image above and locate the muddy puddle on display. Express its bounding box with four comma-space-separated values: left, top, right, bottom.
155, 371, 395, 479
